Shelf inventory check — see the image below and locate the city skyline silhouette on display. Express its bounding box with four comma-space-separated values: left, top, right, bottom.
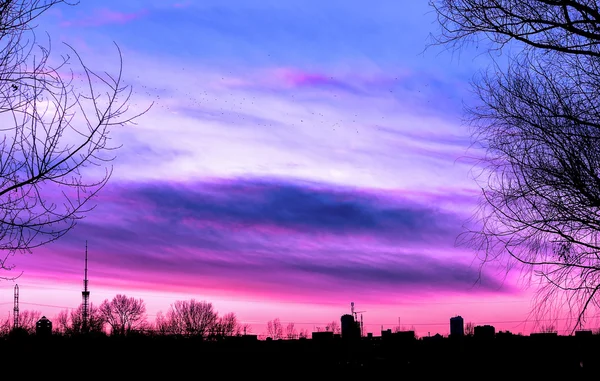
1, 0, 599, 346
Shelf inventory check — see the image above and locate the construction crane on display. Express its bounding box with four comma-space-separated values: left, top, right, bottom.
350, 302, 366, 337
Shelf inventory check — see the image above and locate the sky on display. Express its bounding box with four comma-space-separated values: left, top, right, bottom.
0, 1, 568, 337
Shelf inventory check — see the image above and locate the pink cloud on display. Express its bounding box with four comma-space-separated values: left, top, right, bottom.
278, 69, 338, 87
268, 68, 364, 94
9, 177, 513, 304
61, 8, 148, 28
0, 177, 539, 338
11, 264, 534, 338
173, 1, 192, 8
212, 67, 362, 94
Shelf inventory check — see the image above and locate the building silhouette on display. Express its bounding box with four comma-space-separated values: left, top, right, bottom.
340, 314, 360, 340
449, 315, 464, 338
575, 330, 593, 338
474, 325, 495, 339
36, 316, 52, 337
380, 328, 416, 343
311, 331, 334, 341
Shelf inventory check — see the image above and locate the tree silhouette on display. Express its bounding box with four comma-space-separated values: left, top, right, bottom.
0, 313, 11, 336
326, 320, 340, 334
160, 299, 218, 338
99, 294, 147, 336
266, 318, 283, 340
56, 304, 104, 335
55, 309, 69, 334
241, 322, 252, 335
298, 328, 309, 339
393, 324, 417, 333
285, 322, 297, 339
540, 325, 557, 334
15, 309, 41, 334
153, 310, 171, 336
0, 1, 147, 278
212, 312, 240, 338
431, 0, 600, 331
465, 322, 475, 337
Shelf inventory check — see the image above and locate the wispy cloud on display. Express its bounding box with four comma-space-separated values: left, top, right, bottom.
172, 1, 192, 9
60, 8, 148, 28
18, 177, 510, 305
11, 0, 534, 332
89, 52, 479, 195
272, 68, 366, 94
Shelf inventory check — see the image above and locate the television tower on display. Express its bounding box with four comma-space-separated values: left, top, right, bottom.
13, 284, 19, 329
82, 241, 90, 333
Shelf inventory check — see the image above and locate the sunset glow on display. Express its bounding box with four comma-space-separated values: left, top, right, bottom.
0, 0, 575, 337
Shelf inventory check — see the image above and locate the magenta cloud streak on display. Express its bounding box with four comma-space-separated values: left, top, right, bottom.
273, 68, 362, 93
15, 177, 515, 306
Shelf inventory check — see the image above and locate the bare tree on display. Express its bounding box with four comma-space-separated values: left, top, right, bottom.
394, 324, 417, 333
326, 320, 340, 334
212, 312, 240, 338
153, 310, 171, 336
0, 1, 147, 278
540, 325, 557, 334
465, 322, 475, 337
69, 303, 104, 334
99, 294, 146, 336
430, 0, 600, 57
55, 304, 104, 335
285, 322, 297, 339
0, 313, 11, 336
54, 309, 69, 334
298, 328, 309, 339
162, 299, 218, 338
241, 322, 252, 335
431, 0, 600, 332
17, 309, 40, 334
266, 318, 283, 340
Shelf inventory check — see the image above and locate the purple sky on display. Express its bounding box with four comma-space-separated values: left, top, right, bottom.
0, 1, 564, 336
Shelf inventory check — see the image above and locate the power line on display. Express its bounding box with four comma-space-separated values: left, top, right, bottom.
19, 302, 76, 309
3, 281, 534, 306
239, 316, 586, 327
0, 304, 592, 336
0, 301, 76, 309
0, 304, 587, 330
2, 283, 531, 306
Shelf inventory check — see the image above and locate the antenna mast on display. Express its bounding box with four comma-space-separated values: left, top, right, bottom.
82, 241, 90, 333
13, 284, 19, 329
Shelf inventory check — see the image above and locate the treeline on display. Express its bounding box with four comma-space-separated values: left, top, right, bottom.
263, 317, 343, 340
1, 295, 251, 339
1, 294, 352, 339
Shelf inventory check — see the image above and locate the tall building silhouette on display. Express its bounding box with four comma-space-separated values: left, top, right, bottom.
341, 314, 360, 340
450, 315, 464, 338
